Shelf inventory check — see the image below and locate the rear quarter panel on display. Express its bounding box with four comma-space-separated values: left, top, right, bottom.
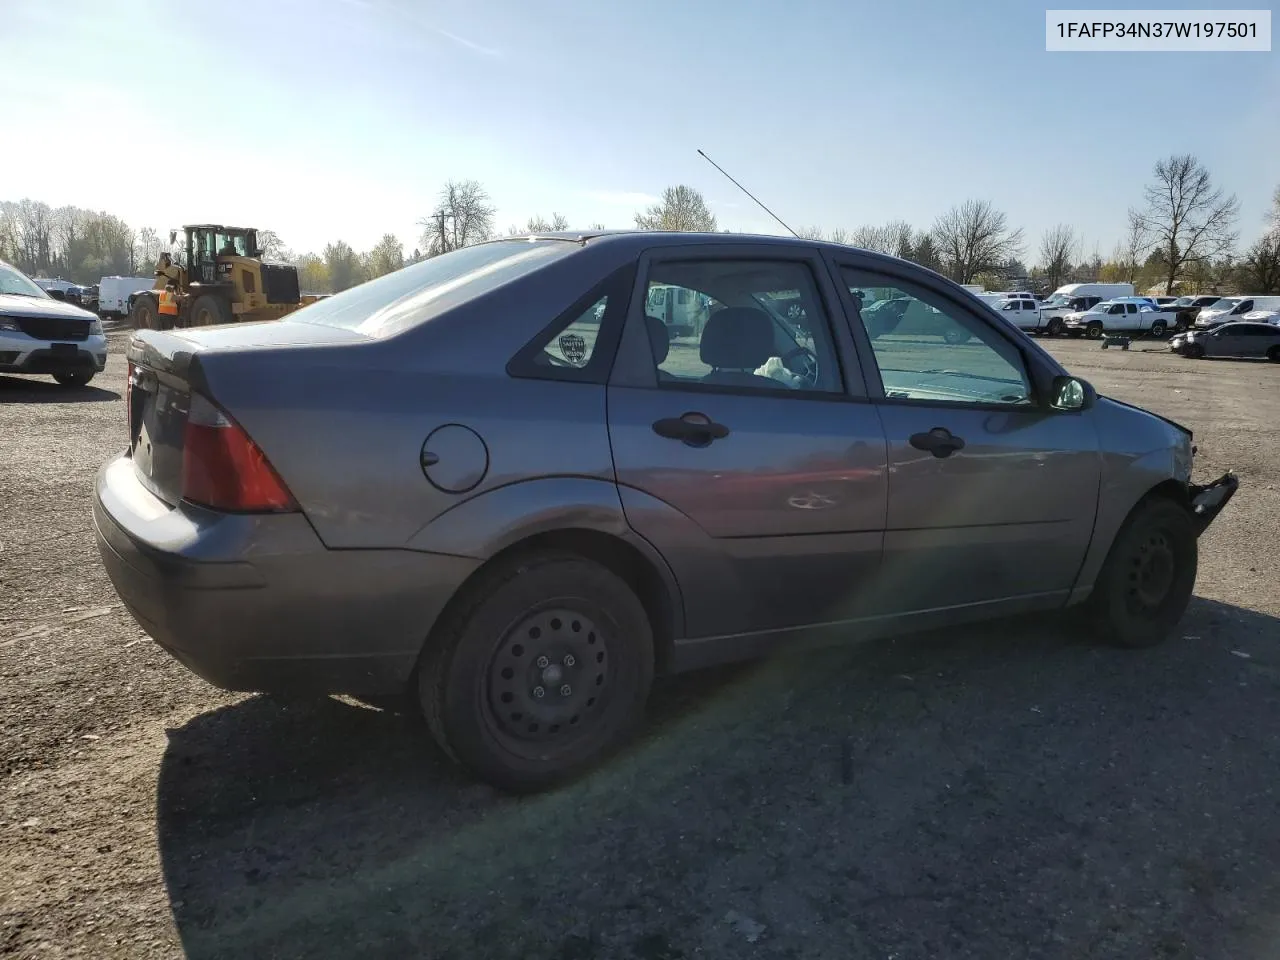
193, 241, 640, 555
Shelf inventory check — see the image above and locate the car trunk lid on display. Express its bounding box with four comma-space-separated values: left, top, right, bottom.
125, 321, 369, 505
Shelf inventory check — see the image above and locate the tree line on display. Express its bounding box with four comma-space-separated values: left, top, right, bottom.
3, 153, 1276, 297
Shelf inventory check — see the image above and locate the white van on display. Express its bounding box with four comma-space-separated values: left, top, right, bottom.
1048, 282, 1135, 302
98, 276, 157, 319
1195, 295, 1280, 328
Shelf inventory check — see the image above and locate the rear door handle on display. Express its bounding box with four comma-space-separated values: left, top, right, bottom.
652, 414, 730, 447
909, 427, 965, 458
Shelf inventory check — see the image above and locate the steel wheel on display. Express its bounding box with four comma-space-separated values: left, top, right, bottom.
1125, 530, 1175, 616
485, 608, 610, 748
418, 552, 654, 792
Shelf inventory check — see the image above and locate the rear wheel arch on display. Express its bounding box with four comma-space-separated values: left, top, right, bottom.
422, 527, 680, 677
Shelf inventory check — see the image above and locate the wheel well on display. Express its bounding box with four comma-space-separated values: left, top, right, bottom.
430, 529, 677, 675
1137, 478, 1190, 511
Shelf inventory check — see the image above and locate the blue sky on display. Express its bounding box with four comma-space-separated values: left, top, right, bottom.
4, 0, 1277, 259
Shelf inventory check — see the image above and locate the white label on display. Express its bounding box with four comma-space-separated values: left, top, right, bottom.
1046, 10, 1271, 50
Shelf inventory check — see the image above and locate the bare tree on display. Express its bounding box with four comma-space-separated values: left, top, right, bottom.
849, 224, 893, 254
419, 180, 496, 256
508, 213, 570, 235
256, 229, 290, 260
795, 225, 826, 240
634, 185, 717, 232
932, 200, 1025, 284
1128, 154, 1239, 295
1037, 223, 1077, 291
1241, 235, 1280, 294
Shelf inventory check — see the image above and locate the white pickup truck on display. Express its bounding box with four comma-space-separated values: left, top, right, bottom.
1062, 299, 1179, 339
989, 296, 1051, 334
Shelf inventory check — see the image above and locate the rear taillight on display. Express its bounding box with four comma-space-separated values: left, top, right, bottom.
182, 394, 297, 512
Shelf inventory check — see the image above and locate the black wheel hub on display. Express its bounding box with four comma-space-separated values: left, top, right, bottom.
487, 609, 609, 742
1126, 531, 1175, 614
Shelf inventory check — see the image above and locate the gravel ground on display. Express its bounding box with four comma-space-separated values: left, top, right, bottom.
2, 331, 1278, 959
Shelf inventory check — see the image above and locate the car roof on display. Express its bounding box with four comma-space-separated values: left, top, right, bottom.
488, 229, 924, 272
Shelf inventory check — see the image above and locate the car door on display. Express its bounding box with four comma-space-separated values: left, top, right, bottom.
829, 256, 1101, 617
606, 243, 889, 640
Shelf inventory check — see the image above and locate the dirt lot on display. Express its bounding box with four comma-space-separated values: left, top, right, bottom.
2, 332, 1279, 959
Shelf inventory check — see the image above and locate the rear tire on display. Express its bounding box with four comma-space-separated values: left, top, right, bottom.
417, 552, 654, 793
191, 294, 232, 327
1149, 320, 1167, 337
53, 373, 93, 387
1089, 498, 1197, 649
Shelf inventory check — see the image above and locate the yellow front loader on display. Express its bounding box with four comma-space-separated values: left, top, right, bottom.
130, 224, 322, 330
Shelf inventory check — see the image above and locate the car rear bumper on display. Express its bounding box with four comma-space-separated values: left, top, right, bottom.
93, 455, 480, 695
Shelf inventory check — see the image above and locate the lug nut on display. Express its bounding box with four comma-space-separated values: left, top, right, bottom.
560, 684, 572, 697
533, 686, 546, 699
536, 655, 550, 669
563, 654, 576, 667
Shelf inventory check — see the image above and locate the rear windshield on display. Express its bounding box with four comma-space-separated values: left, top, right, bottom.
291, 240, 575, 335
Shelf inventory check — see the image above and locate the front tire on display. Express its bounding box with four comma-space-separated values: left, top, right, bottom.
418, 552, 654, 793
1085, 322, 1104, 340
130, 294, 158, 330
1089, 498, 1197, 649
53, 373, 93, 387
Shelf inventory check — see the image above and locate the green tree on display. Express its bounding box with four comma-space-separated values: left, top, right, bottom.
323, 241, 361, 292
296, 253, 330, 294
365, 233, 405, 278
634, 185, 717, 232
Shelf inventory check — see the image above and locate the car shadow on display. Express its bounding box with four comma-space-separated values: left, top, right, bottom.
0, 374, 119, 402
156, 598, 1280, 960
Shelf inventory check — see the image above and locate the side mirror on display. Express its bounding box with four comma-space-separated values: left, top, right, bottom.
1050, 375, 1095, 412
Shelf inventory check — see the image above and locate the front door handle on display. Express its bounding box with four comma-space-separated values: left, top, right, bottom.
652, 413, 730, 447
909, 427, 965, 459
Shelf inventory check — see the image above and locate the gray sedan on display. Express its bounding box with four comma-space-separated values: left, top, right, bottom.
93, 232, 1237, 791
1171, 321, 1280, 361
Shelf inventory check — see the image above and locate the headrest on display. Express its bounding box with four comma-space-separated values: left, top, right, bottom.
700, 307, 774, 370
644, 315, 669, 365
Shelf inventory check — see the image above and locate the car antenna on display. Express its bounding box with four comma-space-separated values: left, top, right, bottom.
697, 148, 800, 239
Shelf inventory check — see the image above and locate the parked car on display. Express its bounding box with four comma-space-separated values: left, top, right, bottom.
1195, 296, 1280, 329
93, 232, 1238, 791
1171, 322, 1280, 361
1063, 299, 1179, 338
0, 260, 108, 387
65, 284, 99, 313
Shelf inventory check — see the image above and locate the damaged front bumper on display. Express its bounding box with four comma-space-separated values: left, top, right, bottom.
1188, 471, 1238, 536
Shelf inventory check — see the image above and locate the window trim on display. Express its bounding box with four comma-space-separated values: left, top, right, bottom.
610, 244, 872, 403
828, 256, 1062, 412
506, 262, 636, 384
